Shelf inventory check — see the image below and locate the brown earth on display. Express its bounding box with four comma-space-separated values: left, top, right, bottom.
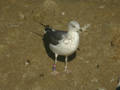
0, 0, 120, 90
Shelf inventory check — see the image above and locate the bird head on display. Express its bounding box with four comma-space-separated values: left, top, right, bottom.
68, 21, 80, 32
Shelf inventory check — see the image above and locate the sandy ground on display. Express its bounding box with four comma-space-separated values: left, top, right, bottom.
0, 0, 120, 90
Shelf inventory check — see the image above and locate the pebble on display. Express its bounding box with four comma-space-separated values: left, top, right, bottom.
91, 78, 98, 83
0, 44, 4, 48
18, 12, 25, 20
40, 73, 44, 77
96, 64, 100, 69
6, 54, 10, 57
99, 5, 105, 9
110, 78, 115, 82
85, 60, 89, 63
61, 12, 65, 16
25, 59, 31, 66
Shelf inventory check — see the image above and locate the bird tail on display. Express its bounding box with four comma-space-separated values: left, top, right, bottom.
39, 22, 52, 33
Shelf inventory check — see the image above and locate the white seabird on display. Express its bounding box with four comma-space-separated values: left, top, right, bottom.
41, 21, 89, 74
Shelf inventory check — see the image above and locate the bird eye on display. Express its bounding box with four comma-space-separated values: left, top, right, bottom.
71, 24, 75, 28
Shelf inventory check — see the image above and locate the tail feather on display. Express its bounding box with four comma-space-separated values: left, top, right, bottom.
116, 86, 120, 90
39, 22, 52, 32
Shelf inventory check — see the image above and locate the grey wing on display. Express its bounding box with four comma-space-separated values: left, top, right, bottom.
47, 30, 67, 45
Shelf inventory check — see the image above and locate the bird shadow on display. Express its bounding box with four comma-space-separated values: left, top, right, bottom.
116, 87, 120, 90
42, 34, 76, 62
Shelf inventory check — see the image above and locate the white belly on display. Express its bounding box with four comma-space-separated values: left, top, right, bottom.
49, 32, 79, 56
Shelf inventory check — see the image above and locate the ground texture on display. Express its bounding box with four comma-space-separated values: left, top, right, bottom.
0, 0, 120, 90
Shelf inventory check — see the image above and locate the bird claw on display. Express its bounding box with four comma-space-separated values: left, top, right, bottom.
64, 68, 71, 73
51, 71, 59, 75
51, 64, 59, 75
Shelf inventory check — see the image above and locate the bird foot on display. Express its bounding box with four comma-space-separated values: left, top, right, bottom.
64, 68, 71, 73
51, 71, 59, 75
51, 64, 59, 75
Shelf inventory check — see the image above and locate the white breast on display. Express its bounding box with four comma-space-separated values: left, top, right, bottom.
49, 31, 80, 56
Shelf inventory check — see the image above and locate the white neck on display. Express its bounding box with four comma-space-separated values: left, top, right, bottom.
68, 27, 79, 32
67, 30, 79, 36
66, 30, 79, 42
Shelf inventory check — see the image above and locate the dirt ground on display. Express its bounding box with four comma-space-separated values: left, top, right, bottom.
0, 0, 120, 90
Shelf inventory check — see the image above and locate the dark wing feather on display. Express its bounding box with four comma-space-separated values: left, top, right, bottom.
47, 30, 67, 45
44, 26, 67, 45
116, 86, 120, 90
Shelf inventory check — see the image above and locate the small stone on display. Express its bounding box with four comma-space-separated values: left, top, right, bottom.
110, 41, 114, 47
25, 59, 31, 66
77, 48, 80, 51
96, 64, 100, 69
6, 54, 10, 57
61, 12, 65, 16
40, 73, 44, 77
43, 0, 58, 11
110, 78, 115, 82
0, 44, 4, 48
85, 60, 89, 63
91, 78, 98, 83
99, 5, 105, 9
18, 12, 25, 20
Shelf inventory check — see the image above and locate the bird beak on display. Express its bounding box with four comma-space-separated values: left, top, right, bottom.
79, 28, 83, 32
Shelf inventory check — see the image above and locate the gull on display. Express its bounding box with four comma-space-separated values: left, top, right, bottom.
40, 21, 90, 75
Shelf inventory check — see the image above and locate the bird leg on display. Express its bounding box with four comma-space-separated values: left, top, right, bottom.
64, 56, 71, 73
55, 53, 58, 64
64, 56, 68, 72
52, 53, 58, 71
51, 53, 59, 75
